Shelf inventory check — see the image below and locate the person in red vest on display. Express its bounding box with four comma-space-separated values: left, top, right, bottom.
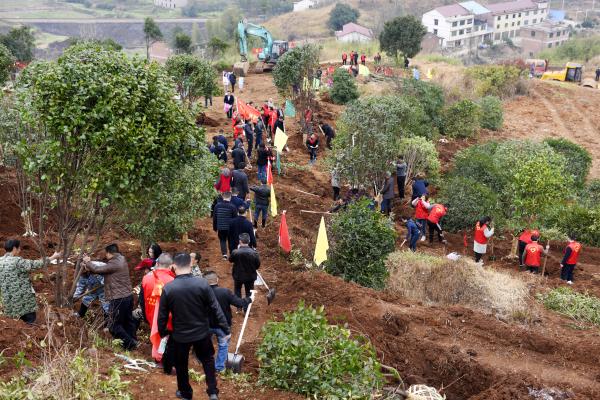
518, 229, 537, 268
360, 53, 366, 65
349, 50, 355, 66
411, 194, 430, 242
140, 253, 176, 372
473, 216, 494, 264
427, 203, 448, 244
560, 233, 582, 284
523, 234, 549, 274
342, 52, 347, 65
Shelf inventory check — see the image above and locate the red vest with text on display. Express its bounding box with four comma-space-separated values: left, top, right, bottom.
474, 222, 488, 245
142, 269, 175, 326
565, 241, 582, 265
427, 204, 447, 224
524, 242, 543, 267
414, 199, 429, 219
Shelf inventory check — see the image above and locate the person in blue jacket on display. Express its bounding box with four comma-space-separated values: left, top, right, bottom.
401, 216, 421, 252
411, 173, 429, 201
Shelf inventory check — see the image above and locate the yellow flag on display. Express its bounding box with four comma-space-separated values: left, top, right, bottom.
314, 216, 329, 266
274, 127, 288, 154
358, 64, 370, 76
426, 68, 433, 79
270, 184, 277, 217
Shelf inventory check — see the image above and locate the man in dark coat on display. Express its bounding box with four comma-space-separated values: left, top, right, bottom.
212, 192, 238, 260
228, 207, 256, 253
243, 120, 254, 158
228, 72, 237, 93
232, 163, 249, 200
321, 123, 335, 149
157, 253, 229, 400
250, 178, 271, 228
228, 233, 260, 299
223, 92, 234, 119
231, 142, 247, 170
380, 171, 395, 215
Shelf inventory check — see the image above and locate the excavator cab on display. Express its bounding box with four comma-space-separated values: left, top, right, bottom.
541, 62, 583, 83
271, 41, 289, 61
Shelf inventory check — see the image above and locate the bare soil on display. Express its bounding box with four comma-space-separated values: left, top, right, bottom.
1, 72, 600, 399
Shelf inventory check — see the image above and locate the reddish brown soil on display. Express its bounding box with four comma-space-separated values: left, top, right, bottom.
1, 74, 600, 400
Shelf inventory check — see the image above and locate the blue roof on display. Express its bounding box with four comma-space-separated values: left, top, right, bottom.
459, 1, 491, 15
548, 9, 566, 21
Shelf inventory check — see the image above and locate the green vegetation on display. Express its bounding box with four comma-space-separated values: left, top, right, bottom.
272, 44, 321, 97
165, 54, 219, 108
542, 204, 600, 247
418, 53, 463, 66
174, 32, 193, 54
326, 200, 396, 289
379, 15, 426, 61
478, 96, 503, 131
257, 302, 383, 398
397, 136, 440, 183
543, 138, 591, 188
398, 78, 445, 133
467, 64, 525, 98
0, 44, 14, 83
442, 99, 480, 138
0, 26, 35, 63
330, 68, 359, 105
207, 37, 230, 60
327, 3, 360, 31
538, 287, 600, 327
143, 17, 163, 60
538, 35, 600, 63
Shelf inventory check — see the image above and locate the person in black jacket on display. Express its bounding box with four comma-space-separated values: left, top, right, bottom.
232, 163, 249, 200
250, 178, 270, 229
229, 233, 260, 299
204, 271, 252, 373
231, 142, 247, 171
157, 253, 229, 400
228, 72, 237, 94
243, 120, 254, 158
228, 207, 256, 253
223, 91, 234, 119
321, 123, 335, 149
212, 192, 238, 260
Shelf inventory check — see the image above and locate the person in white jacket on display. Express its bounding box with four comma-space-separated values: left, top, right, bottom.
473, 216, 494, 264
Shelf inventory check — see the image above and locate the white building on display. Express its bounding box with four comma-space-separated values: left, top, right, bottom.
293, 0, 317, 12
422, 3, 490, 48
154, 0, 188, 9
486, 0, 549, 42
335, 22, 374, 43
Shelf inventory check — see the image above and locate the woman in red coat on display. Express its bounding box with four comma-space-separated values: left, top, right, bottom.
214, 167, 232, 193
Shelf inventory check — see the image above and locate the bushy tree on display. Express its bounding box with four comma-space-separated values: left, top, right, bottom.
397, 136, 440, 184
0, 26, 35, 63
0, 43, 14, 83
442, 99, 480, 138
272, 44, 320, 96
16, 43, 206, 305
581, 179, 600, 207
398, 78, 445, 130
327, 3, 360, 31
439, 177, 502, 231
174, 32, 193, 54
143, 17, 163, 60
326, 200, 396, 289
543, 138, 591, 188
330, 95, 427, 191
166, 54, 219, 108
451, 141, 502, 192
207, 37, 229, 60
467, 65, 523, 98
330, 68, 359, 105
379, 16, 426, 61
542, 204, 600, 246
478, 95, 503, 130
258, 302, 383, 398
68, 38, 123, 51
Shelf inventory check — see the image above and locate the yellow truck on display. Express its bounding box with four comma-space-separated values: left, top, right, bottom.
541, 62, 583, 83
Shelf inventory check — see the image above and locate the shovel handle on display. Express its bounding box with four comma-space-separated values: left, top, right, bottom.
234, 290, 257, 355
256, 271, 270, 291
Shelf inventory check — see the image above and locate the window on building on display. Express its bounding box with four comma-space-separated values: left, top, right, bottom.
505, 15, 509, 19
519, 12, 522, 17
533, 19, 537, 23
466, 28, 472, 33
434, 19, 438, 25
433, 29, 438, 34
453, 21, 458, 27
549, 32, 553, 38
548, 43, 552, 48
452, 31, 457, 36
534, 10, 538, 14
540, 17, 543, 21
531, 31, 536, 37
505, 23, 508, 28
555, 42, 560, 46
474, 26, 479, 31
513, 14, 516, 18
512, 22, 515, 26
467, 19, 472, 24
456, 40, 461, 46
529, 52, 534, 56
526, 11, 529, 16
497, 24, 500, 29
517, 21, 521, 26
460, 20, 465, 25
498, 16, 502, 21
524, 20, 529, 25
459, 29, 464, 34
556, 31, 560, 36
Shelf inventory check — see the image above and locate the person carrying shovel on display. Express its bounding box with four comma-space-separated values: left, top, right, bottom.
473, 216, 494, 264
204, 271, 252, 373
229, 233, 260, 299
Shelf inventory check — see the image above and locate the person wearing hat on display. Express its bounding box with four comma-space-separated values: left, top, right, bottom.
523, 234, 549, 274
560, 233, 582, 284
204, 271, 252, 373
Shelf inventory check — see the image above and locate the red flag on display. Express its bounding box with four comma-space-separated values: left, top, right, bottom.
463, 232, 468, 248
267, 160, 273, 185
236, 98, 261, 123
279, 211, 291, 253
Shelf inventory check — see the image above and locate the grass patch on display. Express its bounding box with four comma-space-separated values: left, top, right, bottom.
386, 251, 530, 319
417, 53, 463, 66
537, 287, 600, 327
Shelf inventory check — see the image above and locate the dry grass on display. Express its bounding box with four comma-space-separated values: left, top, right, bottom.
386, 251, 531, 319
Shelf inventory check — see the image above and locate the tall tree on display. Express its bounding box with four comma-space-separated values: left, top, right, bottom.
0, 26, 35, 63
144, 17, 163, 60
0, 43, 14, 83
16, 43, 205, 306
207, 37, 229, 60
327, 3, 360, 31
379, 16, 426, 62
174, 32, 193, 54
165, 54, 219, 107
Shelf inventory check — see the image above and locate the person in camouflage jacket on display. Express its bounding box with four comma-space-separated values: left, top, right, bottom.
0, 239, 61, 323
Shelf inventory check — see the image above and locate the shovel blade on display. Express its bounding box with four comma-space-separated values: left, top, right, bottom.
266, 288, 276, 305
226, 353, 244, 373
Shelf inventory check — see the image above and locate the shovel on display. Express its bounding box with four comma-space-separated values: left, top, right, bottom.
489, 237, 497, 261
256, 271, 276, 305
226, 290, 256, 373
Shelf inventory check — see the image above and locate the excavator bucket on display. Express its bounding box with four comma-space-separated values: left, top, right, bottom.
234, 61, 249, 77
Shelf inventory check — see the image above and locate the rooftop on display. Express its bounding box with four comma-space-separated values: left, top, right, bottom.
434, 3, 471, 17
486, 0, 537, 14
521, 20, 570, 32
459, 1, 491, 15
335, 22, 373, 38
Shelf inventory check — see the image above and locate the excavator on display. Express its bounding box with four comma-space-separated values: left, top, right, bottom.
233, 19, 289, 76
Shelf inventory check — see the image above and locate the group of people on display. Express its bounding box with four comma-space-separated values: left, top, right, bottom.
342, 51, 381, 66
222, 70, 242, 94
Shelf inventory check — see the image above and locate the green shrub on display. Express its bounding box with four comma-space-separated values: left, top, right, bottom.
398, 136, 441, 183
538, 287, 600, 326
330, 68, 359, 105
467, 64, 524, 98
439, 176, 502, 232
478, 95, 503, 130
326, 200, 396, 289
451, 142, 502, 192
582, 179, 600, 206
257, 302, 383, 399
442, 99, 480, 138
543, 138, 592, 188
542, 204, 600, 247
399, 78, 445, 131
